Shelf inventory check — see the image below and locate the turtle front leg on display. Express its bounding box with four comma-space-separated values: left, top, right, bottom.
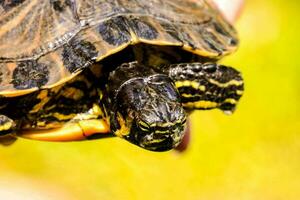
165, 63, 244, 113
0, 115, 17, 146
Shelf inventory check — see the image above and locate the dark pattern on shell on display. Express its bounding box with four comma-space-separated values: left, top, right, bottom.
159, 22, 183, 43
130, 18, 158, 40
98, 16, 131, 46
0, 64, 7, 83
201, 30, 224, 54
159, 22, 196, 49
212, 22, 238, 46
11, 61, 49, 90
0, 0, 25, 11
50, 0, 72, 12
62, 39, 98, 73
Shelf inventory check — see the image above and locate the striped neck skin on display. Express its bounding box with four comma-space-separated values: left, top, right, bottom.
166, 63, 244, 114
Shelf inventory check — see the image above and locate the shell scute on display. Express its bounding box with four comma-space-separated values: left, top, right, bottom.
12, 60, 49, 90
0, 0, 238, 96
98, 16, 131, 47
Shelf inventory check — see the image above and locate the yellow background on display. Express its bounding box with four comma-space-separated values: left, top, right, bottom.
1, 0, 299, 199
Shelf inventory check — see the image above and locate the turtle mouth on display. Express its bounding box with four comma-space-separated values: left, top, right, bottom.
134, 123, 186, 152
140, 133, 183, 152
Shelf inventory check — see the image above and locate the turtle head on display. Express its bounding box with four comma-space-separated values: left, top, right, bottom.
108, 62, 187, 151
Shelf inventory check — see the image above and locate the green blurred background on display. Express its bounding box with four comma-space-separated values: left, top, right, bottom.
1, 0, 300, 199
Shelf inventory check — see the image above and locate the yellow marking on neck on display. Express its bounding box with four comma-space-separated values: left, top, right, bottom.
209, 79, 243, 88
199, 85, 206, 91
29, 90, 50, 113
92, 104, 104, 117
0, 121, 13, 131
183, 101, 218, 109
62, 87, 84, 100
50, 85, 63, 94
98, 89, 104, 100
181, 93, 194, 98
36, 121, 46, 127
236, 90, 244, 95
191, 81, 199, 89
175, 81, 206, 91
224, 98, 238, 104
183, 98, 238, 109
175, 80, 190, 88
114, 113, 130, 137
53, 113, 76, 121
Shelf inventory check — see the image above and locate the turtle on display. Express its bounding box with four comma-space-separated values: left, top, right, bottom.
0, 0, 244, 151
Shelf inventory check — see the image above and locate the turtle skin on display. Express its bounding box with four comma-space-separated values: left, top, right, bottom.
0, 0, 243, 151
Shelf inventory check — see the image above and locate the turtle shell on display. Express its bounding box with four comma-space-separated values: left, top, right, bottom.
0, 0, 238, 97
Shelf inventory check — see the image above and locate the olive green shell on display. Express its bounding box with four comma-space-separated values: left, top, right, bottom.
0, 0, 238, 97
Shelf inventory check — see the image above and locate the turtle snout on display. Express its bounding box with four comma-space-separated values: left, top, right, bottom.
134, 103, 187, 151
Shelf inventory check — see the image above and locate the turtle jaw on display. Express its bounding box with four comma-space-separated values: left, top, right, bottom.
124, 115, 187, 152
138, 122, 186, 152
110, 102, 187, 152
121, 102, 187, 152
